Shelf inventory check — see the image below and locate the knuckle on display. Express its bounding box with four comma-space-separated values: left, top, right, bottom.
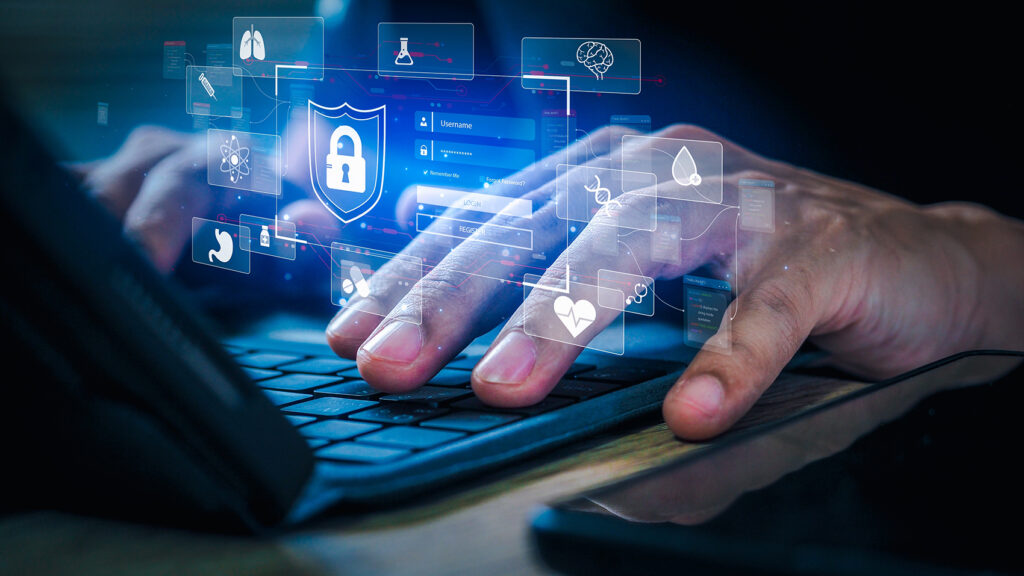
414, 267, 480, 309
799, 202, 856, 243
123, 202, 171, 242
150, 147, 205, 182
123, 125, 173, 150
746, 278, 809, 344
660, 123, 716, 140
595, 123, 639, 143
734, 169, 776, 183
418, 272, 468, 297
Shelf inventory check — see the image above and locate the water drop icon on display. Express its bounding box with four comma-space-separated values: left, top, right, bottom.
672, 145, 702, 186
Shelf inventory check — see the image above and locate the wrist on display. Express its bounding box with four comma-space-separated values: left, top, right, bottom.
926, 202, 1024, 352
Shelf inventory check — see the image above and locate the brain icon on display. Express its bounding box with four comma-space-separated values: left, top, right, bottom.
576, 41, 615, 80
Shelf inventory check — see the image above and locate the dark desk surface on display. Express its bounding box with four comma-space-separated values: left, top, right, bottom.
0, 373, 863, 575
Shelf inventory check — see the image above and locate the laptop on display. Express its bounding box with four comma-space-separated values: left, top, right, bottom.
0, 93, 689, 532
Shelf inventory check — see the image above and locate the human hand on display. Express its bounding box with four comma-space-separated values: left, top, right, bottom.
73, 125, 334, 272
325, 123, 1024, 440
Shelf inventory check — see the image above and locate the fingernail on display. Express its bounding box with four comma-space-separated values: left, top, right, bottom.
474, 332, 537, 385
360, 321, 423, 363
677, 374, 724, 418
327, 299, 382, 338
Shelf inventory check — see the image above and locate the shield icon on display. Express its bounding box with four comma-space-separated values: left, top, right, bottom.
308, 101, 386, 224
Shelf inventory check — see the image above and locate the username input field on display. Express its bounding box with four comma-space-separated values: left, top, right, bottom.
414, 111, 535, 141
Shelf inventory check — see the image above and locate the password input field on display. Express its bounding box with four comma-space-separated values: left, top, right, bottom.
417, 139, 535, 171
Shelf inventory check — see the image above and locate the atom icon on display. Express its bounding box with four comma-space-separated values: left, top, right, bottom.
219, 134, 250, 183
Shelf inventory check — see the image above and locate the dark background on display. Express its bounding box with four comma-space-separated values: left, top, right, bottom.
0, 0, 1016, 218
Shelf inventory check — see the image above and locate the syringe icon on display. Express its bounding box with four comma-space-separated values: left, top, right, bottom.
198, 72, 217, 101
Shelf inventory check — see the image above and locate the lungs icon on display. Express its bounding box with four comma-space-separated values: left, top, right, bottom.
240, 25, 265, 61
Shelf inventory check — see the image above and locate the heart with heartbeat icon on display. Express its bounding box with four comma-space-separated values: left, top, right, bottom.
553, 295, 597, 339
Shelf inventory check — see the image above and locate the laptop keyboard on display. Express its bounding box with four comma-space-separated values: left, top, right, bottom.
227, 345, 674, 465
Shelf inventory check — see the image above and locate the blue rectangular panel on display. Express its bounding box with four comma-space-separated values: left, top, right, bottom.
233, 17, 324, 80
522, 37, 642, 95
378, 23, 474, 80
191, 218, 250, 274
739, 178, 776, 233
611, 114, 651, 133
206, 129, 281, 196
683, 275, 732, 349
540, 109, 576, 157
206, 44, 233, 68
162, 41, 186, 79
414, 111, 535, 141
186, 66, 243, 118
239, 214, 297, 260
683, 275, 732, 292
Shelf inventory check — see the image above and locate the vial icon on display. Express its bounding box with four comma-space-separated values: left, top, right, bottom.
259, 225, 270, 248
395, 37, 414, 66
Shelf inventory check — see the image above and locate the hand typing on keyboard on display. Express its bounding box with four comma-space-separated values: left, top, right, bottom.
77, 123, 1024, 441
324, 124, 1024, 439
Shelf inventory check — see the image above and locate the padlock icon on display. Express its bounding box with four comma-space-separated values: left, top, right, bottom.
419, 144, 429, 156
326, 124, 366, 193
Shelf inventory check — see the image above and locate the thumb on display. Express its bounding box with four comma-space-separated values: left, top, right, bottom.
663, 277, 817, 440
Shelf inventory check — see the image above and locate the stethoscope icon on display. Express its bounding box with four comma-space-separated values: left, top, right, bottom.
626, 282, 648, 305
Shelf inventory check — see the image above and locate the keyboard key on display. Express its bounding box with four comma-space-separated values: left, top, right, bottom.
431, 360, 591, 378
356, 426, 465, 450
336, 367, 363, 379
349, 403, 448, 425
316, 442, 410, 464
563, 362, 597, 377
243, 367, 282, 381
443, 356, 482, 371
260, 374, 341, 391
307, 438, 330, 449
283, 397, 378, 417
451, 396, 574, 416
427, 369, 472, 387
285, 415, 316, 426
224, 345, 248, 355
421, 411, 520, 433
548, 379, 620, 399
574, 366, 666, 383
379, 386, 472, 406
277, 357, 357, 374
315, 380, 384, 398
298, 420, 381, 440
263, 390, 311, 407
235, 352, 304, 369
